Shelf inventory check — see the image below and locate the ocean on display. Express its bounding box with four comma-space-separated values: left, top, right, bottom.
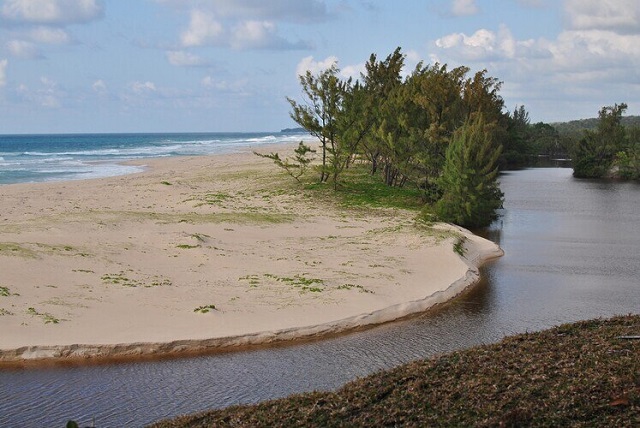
0, 132, 307, 185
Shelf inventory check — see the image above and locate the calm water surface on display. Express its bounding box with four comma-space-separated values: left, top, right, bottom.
1, 167, 638, 427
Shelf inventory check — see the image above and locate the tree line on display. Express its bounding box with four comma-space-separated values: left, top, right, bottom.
570, 103, 640, 179
265, 47, 637, 228
275, 47, 520, 228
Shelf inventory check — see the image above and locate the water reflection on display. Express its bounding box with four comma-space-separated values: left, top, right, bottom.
1, 167, 638, 427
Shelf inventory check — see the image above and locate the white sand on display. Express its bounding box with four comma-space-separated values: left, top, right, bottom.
0, 146, 502, 363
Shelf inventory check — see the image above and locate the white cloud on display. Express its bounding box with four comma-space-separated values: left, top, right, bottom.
174, 3, 314, 50
565, 0, 640, 33
451, 0, 479, 17
15, 76, 63, 108
166, 50, 207, 67
179, 8, 310, 50
131, 81, 157, 94
517, 0, 547, 7
0, 0, 103, 25
29, 26, 71, 45
6, 40, 40, 59
0, 1, 102, 60
230, 20, 277, 49
0, 59, 7, 87
156, 0, 330, 24
341, 62, 365, 80
201, 75, 249, 95
228, 19, 309, 50
295, 55, 338, 77
435, 28, 501, 60
432, 0, 640, 121
181, 9, 224, 47
92, 79, 106, 93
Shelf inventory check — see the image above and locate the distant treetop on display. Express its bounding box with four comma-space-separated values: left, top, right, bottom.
280, 127, 307, 133
552, 115, 640, 136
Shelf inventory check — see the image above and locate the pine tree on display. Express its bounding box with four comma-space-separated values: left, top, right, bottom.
436, 115, 503, 228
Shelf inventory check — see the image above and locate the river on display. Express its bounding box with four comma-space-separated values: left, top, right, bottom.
1, 167, 638, 427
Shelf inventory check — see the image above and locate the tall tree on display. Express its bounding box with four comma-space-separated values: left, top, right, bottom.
436, 114, 503, 228
287, 64, 349, 184
573, 103, 628, 178
360, 47, 405, 176
500, 105, 534, 167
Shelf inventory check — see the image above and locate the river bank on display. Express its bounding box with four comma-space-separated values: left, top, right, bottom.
0, 145, 501, 365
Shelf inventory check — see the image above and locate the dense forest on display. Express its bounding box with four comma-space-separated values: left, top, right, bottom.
266, 48, 638, 228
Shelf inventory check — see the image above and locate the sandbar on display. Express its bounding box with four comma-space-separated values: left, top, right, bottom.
0, 144, 502, 364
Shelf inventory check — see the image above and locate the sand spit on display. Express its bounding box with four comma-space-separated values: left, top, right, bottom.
0, 146, 502, 365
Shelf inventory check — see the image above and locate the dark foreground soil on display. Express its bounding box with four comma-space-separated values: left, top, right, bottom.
150, 314, 639, 427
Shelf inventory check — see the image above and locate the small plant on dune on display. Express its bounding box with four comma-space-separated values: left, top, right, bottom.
337, 283, 374, 294
190, 233, 210, 242
453, 236, 467, 257
0, 286, 11, 297
239, 274, 261, 287
194, 304, 217, 313
254, 142, 316, 184
26, 307, 61, 324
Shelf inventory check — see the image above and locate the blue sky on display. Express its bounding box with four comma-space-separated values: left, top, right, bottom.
0, 0, 639, 133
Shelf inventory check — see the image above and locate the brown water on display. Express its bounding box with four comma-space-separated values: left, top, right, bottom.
1, 167, 639, 427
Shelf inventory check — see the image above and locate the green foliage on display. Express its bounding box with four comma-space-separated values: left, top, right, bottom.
573, 103, 628, 178
194, 304, 216, 314
0, 286, 10, 297
254, 142, 316, 183
287, 65, 352, 186
27, 307, 60, 324
101, 272, 171, 288
283, 47, 525, 219
337, 283, 374, 294
306, 164, 424, 210
436, 115, 503, 228
240, 273, 325, 293
453, 236, 467, 256
614, 147, 640, 180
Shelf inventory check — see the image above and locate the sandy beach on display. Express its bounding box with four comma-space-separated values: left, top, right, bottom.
0, 145, 502, 364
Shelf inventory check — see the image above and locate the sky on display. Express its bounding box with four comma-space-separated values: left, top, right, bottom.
0, 0, 639, 134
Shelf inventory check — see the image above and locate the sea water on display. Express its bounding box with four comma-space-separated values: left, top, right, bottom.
0, 132, 306, 185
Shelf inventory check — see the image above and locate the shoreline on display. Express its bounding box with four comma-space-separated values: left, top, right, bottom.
0, 145, 502, 367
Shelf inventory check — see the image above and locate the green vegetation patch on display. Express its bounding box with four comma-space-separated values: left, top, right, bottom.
0, 286, 11, 297
0, 242, 37, 258
34, 243, 91, 257
453, 236, 467, 257
26, 307, 61, 324
238, 274, 261, 287
101, 271, 171, 288
305, 165, 425, 211
240, 273, 326, 293
150, 315, 640, 428
336, 283, 374, 294
102, 210, 293, 225
264, 273, 325, 292
193, 304, 217, 314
